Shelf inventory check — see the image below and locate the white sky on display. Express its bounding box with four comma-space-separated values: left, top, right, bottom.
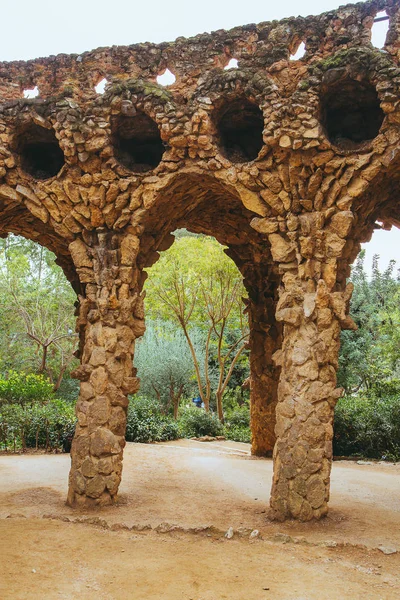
1, 0, 398, 273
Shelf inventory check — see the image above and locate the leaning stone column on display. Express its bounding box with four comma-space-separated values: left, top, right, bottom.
248, 288, 282, 457
269, 271, 355, 521
67, 229, 144, 507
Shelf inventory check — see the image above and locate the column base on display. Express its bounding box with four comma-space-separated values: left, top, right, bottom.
67, 488, 116, 509
251, 445, 273, 458
269, 502, 329, 522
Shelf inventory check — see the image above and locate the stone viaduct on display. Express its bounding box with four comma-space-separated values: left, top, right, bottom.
0, 0, 399, 521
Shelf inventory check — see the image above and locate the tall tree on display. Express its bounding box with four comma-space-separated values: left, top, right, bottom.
134, 320, 200, 418
0, 235, 77, 389
145, 235, 249, 421
338, 251, 400, 394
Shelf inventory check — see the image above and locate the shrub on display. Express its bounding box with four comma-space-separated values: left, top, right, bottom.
223, 404, 251, 442
179, 406, 224, 438
126, 396, 180, 443
225, 405, 250, 428
334, 394, 400, 460
0, 398, 76, 451
0, 371, 54, 406
224, 425, 251, 443
56, 377, 80, 404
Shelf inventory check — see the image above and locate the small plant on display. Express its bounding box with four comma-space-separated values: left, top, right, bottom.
0, 398, 76, 452
126, 396, 180, 443
0, 371, 54, 406
224, 425, 251, 443
334, 394, 400, 460
179, 406, 223, 438
224, 404, 251, 443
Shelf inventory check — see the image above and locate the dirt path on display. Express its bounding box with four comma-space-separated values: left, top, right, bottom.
0, 440, 399, 598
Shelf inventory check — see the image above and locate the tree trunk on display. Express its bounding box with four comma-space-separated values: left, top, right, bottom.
181, 322, 208, 409
53, 363, 68, 392
38, 344, 48, 375
172, 384, 184, 419
216, 391, 224, 423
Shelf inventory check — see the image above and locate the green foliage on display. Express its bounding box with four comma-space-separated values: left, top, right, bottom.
179, 406, 224, 438
134, 320, 200, 415
225, 405, 250, 428
0, 235, 77, 386
0, 398, 76, 451
224, 425, 251, 443
0, 371, 54, 406
56, 377, 80, 404
334, 394, 400, 460
126, 396, 180, 443
338, 252, 400, 394
223, 401, 251, 443
222, 386, 250, 416
144, 234, 249, 418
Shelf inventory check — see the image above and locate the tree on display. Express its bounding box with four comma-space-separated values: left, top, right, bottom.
134, 320, 200, 418
0, 235, 78, 390
145, 234, 249, 421
338, 251, 400, 394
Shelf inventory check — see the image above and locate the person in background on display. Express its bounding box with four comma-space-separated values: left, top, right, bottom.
192, 395, 202, 408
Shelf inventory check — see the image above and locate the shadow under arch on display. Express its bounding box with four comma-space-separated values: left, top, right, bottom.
137, 172, 283, 456
0, 196, 81, 294
345, 157, 400, 277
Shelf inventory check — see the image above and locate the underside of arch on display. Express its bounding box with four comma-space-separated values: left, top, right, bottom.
138, 174, 269, 266
346, 160, 400, 275
138, 173, 282, 456
0, 197, 80, 293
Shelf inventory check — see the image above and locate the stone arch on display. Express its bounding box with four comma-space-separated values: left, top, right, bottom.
344, 156, 400, 267
137, 173, 283, 456
66, 172, 283, 509
0, 188, 80, 292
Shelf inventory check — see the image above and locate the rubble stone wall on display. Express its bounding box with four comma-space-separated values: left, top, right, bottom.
1, 0, 400, 520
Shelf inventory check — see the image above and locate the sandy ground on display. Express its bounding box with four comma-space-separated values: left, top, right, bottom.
0, 440, 399, 599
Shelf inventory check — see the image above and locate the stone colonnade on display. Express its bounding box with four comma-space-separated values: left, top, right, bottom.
0, 0, 400, 520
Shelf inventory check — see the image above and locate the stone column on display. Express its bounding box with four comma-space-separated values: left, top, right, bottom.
269, 271, 355, 521
67, 229, 144, 507
248, 287, 282, 457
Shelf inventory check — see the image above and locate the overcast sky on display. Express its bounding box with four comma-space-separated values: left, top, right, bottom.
1, 0, 398, 273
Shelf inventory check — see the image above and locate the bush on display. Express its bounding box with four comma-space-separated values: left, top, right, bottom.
225, 405, 250, 428
56, 377, 80, 404
0, 398, 76, 451
126, 396, 180, 443
224, 425, 251, 443
0, 371, 54, 406
334, 394, 400, 460
179, 406, 224, 438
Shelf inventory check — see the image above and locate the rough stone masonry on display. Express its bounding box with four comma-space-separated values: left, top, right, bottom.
0, 0, 399, 521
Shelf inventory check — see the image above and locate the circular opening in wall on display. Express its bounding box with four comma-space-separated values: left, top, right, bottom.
214, 97, 264, 163
321, 79, 384, 150
16, 123, 64, 180
111, 112, 164, 172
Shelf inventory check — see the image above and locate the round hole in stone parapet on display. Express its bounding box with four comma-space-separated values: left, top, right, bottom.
371, 11, 389, 49
224, 58, 239, 70
16, 123, 64, 180
95, 78, 108, 94
156, 69, 176, 86
214, 97, 264, 163
111, 112, 164, 172
321, 79, 384, 150
23, 85, 39, 99
290, 41, 306, 60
